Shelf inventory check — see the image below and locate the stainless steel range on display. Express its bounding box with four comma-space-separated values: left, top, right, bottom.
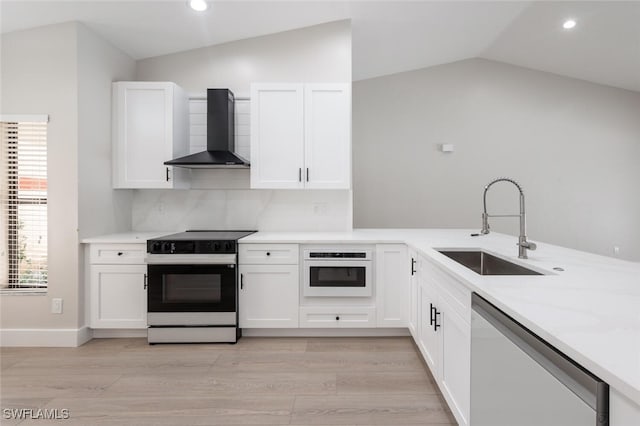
145, 230, 255, 344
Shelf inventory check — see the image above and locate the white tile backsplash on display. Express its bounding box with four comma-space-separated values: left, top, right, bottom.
189, 99, 207, 114
189, 98, 251, 160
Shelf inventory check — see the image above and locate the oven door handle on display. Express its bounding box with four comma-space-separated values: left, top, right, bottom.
145, 254, 237, 265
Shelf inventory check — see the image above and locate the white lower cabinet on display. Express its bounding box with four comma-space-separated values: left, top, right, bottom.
238, 243, 300, 328
408, 248, 418, 338
238, 264, 299, 328
439, 296, 471, 426
88, 243, 147, 329
416, 255, 471, 426
375, 244, 409, 327
90, 264, 147, 329
418, 273, 440, 373
299, 306, 376, 328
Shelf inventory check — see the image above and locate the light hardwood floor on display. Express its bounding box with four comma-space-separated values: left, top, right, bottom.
1, 337, 456, 425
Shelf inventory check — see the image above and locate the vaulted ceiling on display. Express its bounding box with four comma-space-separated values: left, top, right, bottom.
2, 1, 639, 91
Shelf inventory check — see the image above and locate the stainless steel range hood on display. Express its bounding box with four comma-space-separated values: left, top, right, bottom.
164, 89, 249, 169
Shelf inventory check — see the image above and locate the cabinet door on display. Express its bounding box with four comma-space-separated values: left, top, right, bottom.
90, 264, 147, 328
250, 84, 304, 189
239, 264, 299, 328
418, 276, 441, 377
304, 84, 351, 189
408, 248, 418, 338
440, 298, 471, 426
375, 244, 409, 327
113, 82, 185, 189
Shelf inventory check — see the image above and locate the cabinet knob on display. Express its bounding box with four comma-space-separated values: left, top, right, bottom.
266, 252, 271, 256
117, 252, 123, 256
336, 316, 340, 321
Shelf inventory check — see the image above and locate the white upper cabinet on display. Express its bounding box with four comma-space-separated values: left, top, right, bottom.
112, 81, 189, 189
250, 83, 351, 189
304, 84, 351, 189
250, 84, 305, 189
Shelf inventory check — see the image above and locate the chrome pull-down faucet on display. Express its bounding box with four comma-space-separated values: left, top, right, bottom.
480, 177, 537, 259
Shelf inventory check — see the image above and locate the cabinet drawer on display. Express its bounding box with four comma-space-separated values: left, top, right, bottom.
90, 244, 147, 264
422, 256, 471, 324
299, 306, 376, 328
239, 244, 299, 265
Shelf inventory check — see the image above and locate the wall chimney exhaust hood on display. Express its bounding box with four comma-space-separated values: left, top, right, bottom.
164, 88, 249, 168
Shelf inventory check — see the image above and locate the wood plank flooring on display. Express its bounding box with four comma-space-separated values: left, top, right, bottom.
1, 337, 456, 425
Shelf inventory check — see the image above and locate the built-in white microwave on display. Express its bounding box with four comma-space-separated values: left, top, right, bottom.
302, 248, 373, 297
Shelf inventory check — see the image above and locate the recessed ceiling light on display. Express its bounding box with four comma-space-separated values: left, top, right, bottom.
188, 0, 208, 12
563, 19, 577, 30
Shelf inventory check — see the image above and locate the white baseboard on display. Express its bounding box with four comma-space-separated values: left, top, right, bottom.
0, 326, 92, 347
242, 328, 410, 337
92, 329, 147, 338
0, 327, 408, 345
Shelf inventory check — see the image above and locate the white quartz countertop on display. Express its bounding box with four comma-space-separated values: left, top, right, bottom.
242, 229, 640, 403
82, 228, 640, 403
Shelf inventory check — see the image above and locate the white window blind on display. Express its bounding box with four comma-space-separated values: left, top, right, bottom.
1, 120, 48, 290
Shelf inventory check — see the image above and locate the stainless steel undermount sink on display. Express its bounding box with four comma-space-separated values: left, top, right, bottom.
438, 250, 544, 276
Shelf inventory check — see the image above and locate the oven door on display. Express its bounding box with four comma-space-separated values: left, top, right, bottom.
304, 260, 372, 297
147, 263, 237, 313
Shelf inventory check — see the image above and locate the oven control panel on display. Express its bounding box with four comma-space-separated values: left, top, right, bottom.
147, 240, 236, 254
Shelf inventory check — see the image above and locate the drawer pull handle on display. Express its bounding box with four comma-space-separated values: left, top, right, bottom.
336, 316, 340, 321
266, 252, 271, 256
117, 252, 123, 256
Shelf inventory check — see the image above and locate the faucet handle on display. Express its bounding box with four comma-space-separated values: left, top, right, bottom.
519, 240, 537, 251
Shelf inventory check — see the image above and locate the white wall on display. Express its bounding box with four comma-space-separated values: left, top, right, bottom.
135, 20, 351, 96
76, 23, 136, 329
1, 23, 80, 331
77, 23, 135, 239
132, 20, 353, 232
0, 22, 136, 340
353, 58, 640, 261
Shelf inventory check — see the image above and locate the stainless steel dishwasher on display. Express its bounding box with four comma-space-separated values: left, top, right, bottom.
471, 293, 609, 426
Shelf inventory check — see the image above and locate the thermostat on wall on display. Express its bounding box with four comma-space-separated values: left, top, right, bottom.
440, 144, 454, 152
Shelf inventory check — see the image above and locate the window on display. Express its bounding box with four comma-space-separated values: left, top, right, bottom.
1, 117, 48, 291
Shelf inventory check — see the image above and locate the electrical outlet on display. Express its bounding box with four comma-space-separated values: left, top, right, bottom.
613, 246, 620, 256
51, 298, 63, 314
313, 202, 328, 216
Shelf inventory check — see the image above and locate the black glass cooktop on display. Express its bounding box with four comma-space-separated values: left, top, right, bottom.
153, 230, 257, 241
147, 230, 256, 254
